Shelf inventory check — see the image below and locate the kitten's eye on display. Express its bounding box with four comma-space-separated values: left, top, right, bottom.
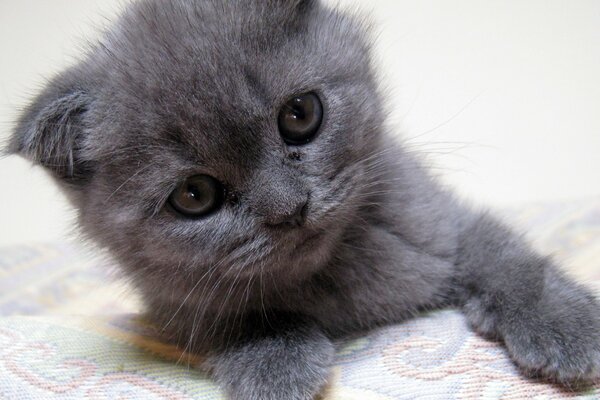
278, 92, 323, 145
169, 175, 224, 217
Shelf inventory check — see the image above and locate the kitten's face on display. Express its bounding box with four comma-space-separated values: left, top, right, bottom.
15, 0, 384, 282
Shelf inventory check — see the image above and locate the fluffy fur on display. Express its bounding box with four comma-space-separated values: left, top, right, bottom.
9, 1, 600, 399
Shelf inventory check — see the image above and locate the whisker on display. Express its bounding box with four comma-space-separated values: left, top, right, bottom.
402, 91, 484, 142
105, 164, 153, 202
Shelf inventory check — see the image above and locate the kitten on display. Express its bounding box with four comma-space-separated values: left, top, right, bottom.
8, 0, 600, 399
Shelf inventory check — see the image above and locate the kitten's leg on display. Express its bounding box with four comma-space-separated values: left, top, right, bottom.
206, 313, 334, 400
455, 213, 600, 383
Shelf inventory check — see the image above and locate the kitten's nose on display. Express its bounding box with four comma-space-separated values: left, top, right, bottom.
249, 167, 309, 228
265, 197, 308, 227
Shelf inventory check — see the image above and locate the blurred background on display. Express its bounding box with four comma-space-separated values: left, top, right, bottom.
0, 0, 599, 246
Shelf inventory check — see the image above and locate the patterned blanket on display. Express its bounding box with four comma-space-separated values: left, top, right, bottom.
1, 198, 599, 399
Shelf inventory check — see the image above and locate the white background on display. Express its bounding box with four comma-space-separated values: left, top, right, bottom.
1, 0, 599, 246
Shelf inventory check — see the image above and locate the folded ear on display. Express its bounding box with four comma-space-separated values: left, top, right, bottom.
265, 0, 318, 33
265, 0, 317, 16
9, 78, 95, 186
276, 0, 315, 9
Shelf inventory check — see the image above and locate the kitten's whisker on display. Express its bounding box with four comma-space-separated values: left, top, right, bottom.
402, 140, 493, 150
225, 273, 255, 349
161, 255, 229, 332
105, 164, 153, 202
190, 237, 267, 344
259, 263, 273, 331
402, 91, 483, 142
175, 264, 219, 367
206, 262, 246, 342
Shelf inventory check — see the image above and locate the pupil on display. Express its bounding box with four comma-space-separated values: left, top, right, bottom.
292, 104, 306, 119
188, 185, 203, 202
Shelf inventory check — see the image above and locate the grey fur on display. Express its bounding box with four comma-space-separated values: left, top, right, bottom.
8, 0, 600, 398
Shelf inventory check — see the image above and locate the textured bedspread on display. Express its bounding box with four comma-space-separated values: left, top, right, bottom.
1, 198, 599, 399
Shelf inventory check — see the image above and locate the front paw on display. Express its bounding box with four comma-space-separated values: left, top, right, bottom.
503, 292, 600, 384
210, 323, 334, 400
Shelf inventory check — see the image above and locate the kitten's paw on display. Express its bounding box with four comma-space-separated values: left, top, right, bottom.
210, 323, 334, 400
505, 328, 600, 384
503, 298, 600, 384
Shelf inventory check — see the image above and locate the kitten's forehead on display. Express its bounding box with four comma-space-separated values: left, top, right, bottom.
100, 1, 368, 97
92, 0, 373, 159
98, 2, 302, 127
105, 0, 314, 86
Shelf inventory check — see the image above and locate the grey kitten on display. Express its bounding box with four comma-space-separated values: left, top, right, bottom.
8, 0, 600, 399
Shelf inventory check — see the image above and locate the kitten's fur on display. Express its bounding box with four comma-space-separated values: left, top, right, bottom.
8, 0, 600, 398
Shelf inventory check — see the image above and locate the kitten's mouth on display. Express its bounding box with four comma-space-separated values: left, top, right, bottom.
224, 224, 337, 281
294, 230, 324, 251
263, 222, 329, 259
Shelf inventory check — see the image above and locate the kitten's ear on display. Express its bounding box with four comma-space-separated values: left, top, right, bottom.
9, 75, 95, 186
269, 0, 317, 13
286, 0, 316, 9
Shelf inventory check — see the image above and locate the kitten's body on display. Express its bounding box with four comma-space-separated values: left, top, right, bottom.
9, 1, 600, 399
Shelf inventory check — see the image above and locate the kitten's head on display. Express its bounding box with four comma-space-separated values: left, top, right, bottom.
10, 0, 384, 283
